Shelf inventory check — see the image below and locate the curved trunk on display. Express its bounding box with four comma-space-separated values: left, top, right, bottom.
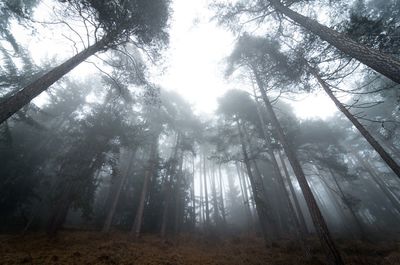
309, 66, 400, 179
269, 0, 400, 84
0, 38, 107, 124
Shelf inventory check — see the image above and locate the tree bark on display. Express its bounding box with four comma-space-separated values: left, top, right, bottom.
174, 151, 184, 235
326, 166, 368, 241
191, 155, 196, 228
277, 151, 309, 236
218, 165, 227, 226
308, 66, 400, 180
0, 38, 108, 124
199, 156, 204, 225
210, 162, 221, 226
203, 153, 211, 226
131, 139, 158, 238
252, 93, 304, 238
269, 0, 400, 84
103, 149, 135, 233
161, 133, 180, 238
351, 151, 400, 214
236, 161, 253, 228
253, 70, 344, 264
236, 118, 278, 244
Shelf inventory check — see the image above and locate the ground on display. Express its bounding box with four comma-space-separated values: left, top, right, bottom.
1, 231, 400, 264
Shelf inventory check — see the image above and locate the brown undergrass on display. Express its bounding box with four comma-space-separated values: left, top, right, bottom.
0, 231, 399, 265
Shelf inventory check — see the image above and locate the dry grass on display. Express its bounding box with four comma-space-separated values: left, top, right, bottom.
0, 231, 398, 265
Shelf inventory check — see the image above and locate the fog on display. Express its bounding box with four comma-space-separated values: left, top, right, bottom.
1, 0, 400, 264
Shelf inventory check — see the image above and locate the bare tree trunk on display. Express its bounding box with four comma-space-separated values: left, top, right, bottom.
237, 118, 278, 245
236, 161, 253, 227
131, 139, 158, 238
199, 156, 204, 226
46, 183, 73, 237
203, 153, 210, 226
326, 166, 368, 241
210, 162, 221, 226
191, 155, 196, 228
161, 133, 180, 238
278, 151, 309, 235
218, 165, 227, 226
309, 66, 400, 179
174, 152, 184, 236
0, 38, 108, 124
252, 94, 302, 238
351, 151, 400, 214
268, 0, 400, 84
253, 70, 344, 264
103, 150, 135, 233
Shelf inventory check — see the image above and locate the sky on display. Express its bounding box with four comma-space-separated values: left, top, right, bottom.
153, 0, 337, 119
14, 0, 338, 120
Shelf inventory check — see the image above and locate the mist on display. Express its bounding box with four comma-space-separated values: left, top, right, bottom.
1, 0, 400, 264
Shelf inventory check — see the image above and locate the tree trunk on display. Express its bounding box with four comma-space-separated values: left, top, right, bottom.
351, 151, 400, 214
174, 152, 184, 235
309, 66, 400, 179
236, 161, 254, 229
326, 166, 368, 241
210, 163, 221, 226
269, 0, 400, 84
199, 156, 204, 226
0, 38, 108, 124
191, 155, 196, 228
218, 165, 227, 226
277, 151, 309, 235
103, 149, 135, 233
236, 118, 278, 245
203, 153, 211, 226
46, 183, 73, 237
161, 133, 180, 238
253, 70, 344, 264
252, 94, 303, 238
131, 139, 158, 238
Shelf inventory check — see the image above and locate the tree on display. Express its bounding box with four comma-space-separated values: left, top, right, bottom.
0, 0, 171, 124
216, 0, 400, 84
225, 36, 345, 264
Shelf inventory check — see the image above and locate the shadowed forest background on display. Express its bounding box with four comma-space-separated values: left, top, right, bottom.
1, 0, 400, 264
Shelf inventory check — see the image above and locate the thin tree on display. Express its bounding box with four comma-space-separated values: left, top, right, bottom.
103, 149, 135, 233
307, 65, 400, 179
253, 72, 345, 264
131, 137, 158, 238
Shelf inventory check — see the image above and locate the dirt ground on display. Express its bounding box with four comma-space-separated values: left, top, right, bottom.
1, 231, 400, 265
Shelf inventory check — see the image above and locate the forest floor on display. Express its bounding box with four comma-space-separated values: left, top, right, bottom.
1, 231, 400, 265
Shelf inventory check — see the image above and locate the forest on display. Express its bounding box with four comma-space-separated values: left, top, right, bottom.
1, 0, 400, 264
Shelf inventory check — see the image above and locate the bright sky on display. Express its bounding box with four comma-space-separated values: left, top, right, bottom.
154, 0, 337, 119
153, 0, 236, 114
13, 0, 338, 120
